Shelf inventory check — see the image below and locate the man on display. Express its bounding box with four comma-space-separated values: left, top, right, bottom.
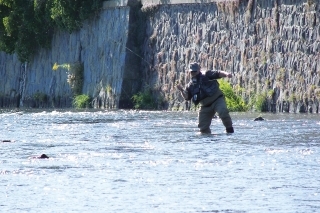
176, 62, 234, 134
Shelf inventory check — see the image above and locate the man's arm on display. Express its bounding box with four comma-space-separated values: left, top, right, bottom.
206, 70, 232, 79
218, 71, 232, 78
176, 84, 189, 99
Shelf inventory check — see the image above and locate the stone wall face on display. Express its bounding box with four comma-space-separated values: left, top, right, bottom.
0, 5, 132, 109
141, 0, 320, 112
0, 53, 22, 108
1, 0, 320, 113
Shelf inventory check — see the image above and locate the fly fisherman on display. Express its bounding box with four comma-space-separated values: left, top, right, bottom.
176, 62, 234, 134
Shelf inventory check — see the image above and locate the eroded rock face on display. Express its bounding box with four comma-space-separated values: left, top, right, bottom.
0, 5, 131, 109
141, 0, 320, 112
1, 0, 319, 112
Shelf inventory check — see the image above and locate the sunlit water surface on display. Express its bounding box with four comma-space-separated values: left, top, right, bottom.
1, 110, 320, 213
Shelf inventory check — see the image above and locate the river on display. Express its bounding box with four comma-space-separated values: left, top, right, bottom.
1, 109, 319, 213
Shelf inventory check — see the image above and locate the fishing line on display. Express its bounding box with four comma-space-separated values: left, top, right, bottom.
110, 39, 152, 66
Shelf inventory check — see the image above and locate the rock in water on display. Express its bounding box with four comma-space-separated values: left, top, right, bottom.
30, 154, 49, 159
254, 116, 265, 121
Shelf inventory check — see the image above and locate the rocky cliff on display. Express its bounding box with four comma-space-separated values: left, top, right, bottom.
1, 0, 319, 113
0, 1, 139, 109
141, 0, 320, 113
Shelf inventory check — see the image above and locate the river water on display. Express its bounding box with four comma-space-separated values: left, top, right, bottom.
1, 109, 319, 213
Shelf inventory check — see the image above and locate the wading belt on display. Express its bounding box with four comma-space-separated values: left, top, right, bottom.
202, 94, 224, 107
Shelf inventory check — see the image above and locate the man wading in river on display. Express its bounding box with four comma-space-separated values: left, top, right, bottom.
176, 62, 234, 134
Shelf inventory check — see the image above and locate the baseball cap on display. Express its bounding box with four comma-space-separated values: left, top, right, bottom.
189, 62, 200, 72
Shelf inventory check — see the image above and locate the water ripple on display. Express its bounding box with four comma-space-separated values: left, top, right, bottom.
1, 111, 320, 212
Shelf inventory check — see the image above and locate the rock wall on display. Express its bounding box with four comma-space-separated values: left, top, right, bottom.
0, 1, 139, 109
1, 0, 320, 113
141, 0, 320, 113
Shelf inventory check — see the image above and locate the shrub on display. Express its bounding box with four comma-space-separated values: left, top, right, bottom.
53, 62, 84, 95
249, 92, 268, 112
132, 89, 157, 109
0, 0, 103, 62
218, 79, 248, 112
73, 94, 91, 108
50, 0, 103, 33
254, 93, 267, 112
33, 92, 48, 102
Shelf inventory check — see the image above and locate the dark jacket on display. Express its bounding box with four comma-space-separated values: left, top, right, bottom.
184, 70, 222, 105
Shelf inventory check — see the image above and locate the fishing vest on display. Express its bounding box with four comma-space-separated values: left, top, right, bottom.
189, 73, 219, 105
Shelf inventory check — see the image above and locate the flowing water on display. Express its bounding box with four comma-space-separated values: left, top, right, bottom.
1, 109, 319, 213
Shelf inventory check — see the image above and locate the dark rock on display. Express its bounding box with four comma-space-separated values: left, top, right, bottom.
254, 116, 265, 121
39, 154, 49, 159
31, 154, 49, 159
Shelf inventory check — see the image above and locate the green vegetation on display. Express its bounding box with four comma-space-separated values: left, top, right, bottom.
105, 85, 112, 96
249, 90, 274, 112
218, 79, 248, 112
0, 0, 103, 62
250, 93, 267, 112
132, 90, 155, 109
53, 62, 84, 96
222, 85, 275, 112
315, 89, 320, 99
73, 94, 90, 108
267, 89, 274, 97
288, 93, 297, 102
33, 92, 48, 102
132, 88, 160, 110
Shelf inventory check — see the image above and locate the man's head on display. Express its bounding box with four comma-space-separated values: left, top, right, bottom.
188, 62, 200, 77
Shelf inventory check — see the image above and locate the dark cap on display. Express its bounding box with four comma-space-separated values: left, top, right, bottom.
188, 62, 200, 72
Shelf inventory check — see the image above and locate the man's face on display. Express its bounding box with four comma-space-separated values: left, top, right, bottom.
190, 70, 199, 77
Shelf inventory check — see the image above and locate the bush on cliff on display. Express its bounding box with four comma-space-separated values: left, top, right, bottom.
0, 0, 103, 62
218, 79, 248, 112
132, 89, 157, 110
73, 94, 91, 109
249, 90, 274, 112
53, 62, 84, 96
131, 85, 166, 110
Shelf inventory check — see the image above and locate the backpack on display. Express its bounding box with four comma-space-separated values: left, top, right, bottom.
189, 72, 219, 104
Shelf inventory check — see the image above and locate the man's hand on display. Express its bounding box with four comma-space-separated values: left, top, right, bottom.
176, 84, 184, 92
226, 73, 232, 78
176, 84, 188, 99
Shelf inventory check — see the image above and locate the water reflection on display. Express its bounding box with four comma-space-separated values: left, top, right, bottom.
0, 110, 320, 212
